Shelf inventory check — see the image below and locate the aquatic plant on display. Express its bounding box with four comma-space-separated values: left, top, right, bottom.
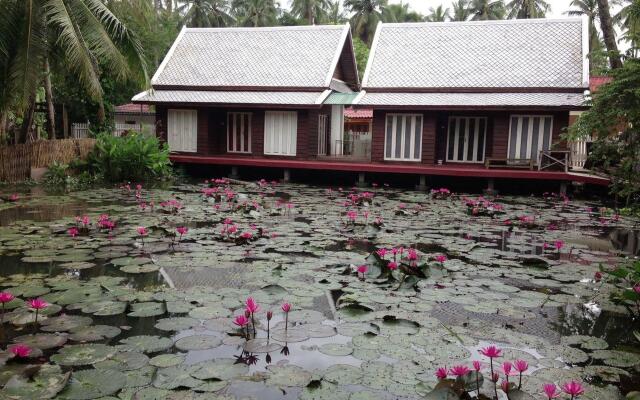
480, 345, 502, 398
9, 344, 31, 358
0, 291, 15, 325
431, 187, 452, 199
27, 298, 48, 325
233, 315, 250, 339
543, 382, 561, 399
562, 380, 585, 399
281, 302, 291, 332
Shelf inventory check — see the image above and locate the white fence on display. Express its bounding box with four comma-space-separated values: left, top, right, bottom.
569, 136, 592, 169
71, 122, 153, 139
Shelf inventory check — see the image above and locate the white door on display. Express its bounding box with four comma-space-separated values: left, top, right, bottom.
508, 115, 553, 163
264, 111, 297, 156
446, 117, 487, 163
384, 114, 422, 161
227, 112, 251, 153
167, 109, 197, 152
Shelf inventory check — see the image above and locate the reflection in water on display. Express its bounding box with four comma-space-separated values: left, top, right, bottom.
553, 303, 640, 347
608, 228, 640, 256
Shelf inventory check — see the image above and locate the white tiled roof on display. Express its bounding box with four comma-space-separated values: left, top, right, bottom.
132, 90, 329, 105
357, 92, 586, 107
363, 18, 587, 90
152, 25, 349, 89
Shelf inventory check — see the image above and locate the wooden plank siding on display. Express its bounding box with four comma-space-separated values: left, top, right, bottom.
372, 109, 570, 165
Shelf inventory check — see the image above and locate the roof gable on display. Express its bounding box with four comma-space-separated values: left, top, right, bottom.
152, 24, 355, 90
362, 18, 588, 91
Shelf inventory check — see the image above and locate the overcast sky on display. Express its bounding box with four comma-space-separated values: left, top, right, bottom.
395, 0, 575, 18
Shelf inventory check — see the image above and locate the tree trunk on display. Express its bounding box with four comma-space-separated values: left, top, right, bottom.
166, 0, 172, 12
44, 58, 56, 140
97, 100, 106, 125
154, 0, 163, 10
596, 0, 623, 69
19, 94, 36, 144
0, 111, 6, 143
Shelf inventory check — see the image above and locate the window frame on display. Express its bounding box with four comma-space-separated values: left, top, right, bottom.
263, 111, 298, 157
226, 112, 252, 154
383, 113, 423, 162
445, 116, 488, 163
507, 114, 554, 163
167, 109, 198, 153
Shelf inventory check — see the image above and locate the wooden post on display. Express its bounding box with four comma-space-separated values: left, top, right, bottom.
560, 181, 568, 196
283, 169, 291, 183
62, 105, 69, 138
416, 175, 428, 191
356, 172, 366, 187
229, 166, 240, 180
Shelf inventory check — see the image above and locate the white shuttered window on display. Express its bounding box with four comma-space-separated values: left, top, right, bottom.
227, 112, 252, 153
507, 115, 553, 163
264, 111, 297, 156
384, 114, 422, 161
167, 109, 197, 152
446, 117, 487, 163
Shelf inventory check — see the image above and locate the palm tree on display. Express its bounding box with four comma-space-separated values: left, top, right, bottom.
426, 5, 451, 21
291, 0, 331, 24
344, 0, 387, 44
179, 0, 234, 27
451, 0, 471, 21
506, 0, 550, 18
617, 0, 640, 58
382, 3, 424, 22
326, 0, 348, 24
596, 0, 622, 68
0, 0, 147, 142
469, 0, 505, 20
567, 0, 609, 71
232, 0, 278, 26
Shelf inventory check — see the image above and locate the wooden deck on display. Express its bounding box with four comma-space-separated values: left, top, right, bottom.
169, 154, 610, 186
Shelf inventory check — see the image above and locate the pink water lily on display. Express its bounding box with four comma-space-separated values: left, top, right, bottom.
543, 383, 561, 399
9, 344, 31, 358
233, 315, 249, 327
0, 292, 15, 304
245, 297, 260, 314
502, 361, 514, 376
479, 345, 502, 358
514, 359, 528, 389
176, 226, 188, 237
8, 194, 19, 202
388, 261, 398, 271
449, 365, 470, 377
435, 255, 447, 264
357, 265, 368, 279
435, 367, 448, 380
554, 240, 565, 251
68, 227, 79, 237
561, 380, 585, 399
282, 302, 291, 332
376, 248, 388, 259
472, 360, 482, 371
136, 227, 148, 236
28, 298, 48, 325
633, 284, 640, 294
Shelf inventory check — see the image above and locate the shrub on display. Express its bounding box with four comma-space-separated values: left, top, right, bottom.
87, 132, 172, 182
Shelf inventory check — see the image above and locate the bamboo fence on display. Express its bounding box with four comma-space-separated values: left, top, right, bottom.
0, 138, 96, 182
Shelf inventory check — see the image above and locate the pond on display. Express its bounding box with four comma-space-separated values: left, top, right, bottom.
0, 180, 638, 399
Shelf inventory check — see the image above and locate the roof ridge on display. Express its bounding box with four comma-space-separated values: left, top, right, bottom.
184, 24, 345, 33
380, 17, 582, 29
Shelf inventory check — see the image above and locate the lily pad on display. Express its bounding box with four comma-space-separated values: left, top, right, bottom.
155, 317, 199, 332
127, 302, 166, 317
40, 314, 93, 332
2, 364, 69, 399
175, 335, 222, 351
50, 343, 117, 366
119, 335, 174, 354
243, 338, 283, 353
68, 325, 122, 342
266, 364, 313, 387
59, 369, 126, 399
150, 353, 185, 368
12, 333, 67, 350
189, 358, 249, 380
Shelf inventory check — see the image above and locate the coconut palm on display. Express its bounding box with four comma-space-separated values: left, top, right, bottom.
469, 0, 505, 20
179, 0, 235, 27
232, 0, 278, 26
0, 0, 147, 142
567, 0, 609, 71
451, 0, 471, 21
326, 0, 348, 24
506, 0, 550, 18
344, 0, 387, 44
426, 4, 451, 21
617, 0, 640, 57
382, 3, 424, 22
291, 0, 331, 24
596, 0, 622, 68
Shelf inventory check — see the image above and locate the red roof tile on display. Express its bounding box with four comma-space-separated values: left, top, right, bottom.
589, 76, 612, 92
344, 107, 373, 119
115, 103, 152, 114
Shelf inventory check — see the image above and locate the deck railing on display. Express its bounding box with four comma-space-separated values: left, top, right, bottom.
71, 122, 153, 139
569, 136, 592, 169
